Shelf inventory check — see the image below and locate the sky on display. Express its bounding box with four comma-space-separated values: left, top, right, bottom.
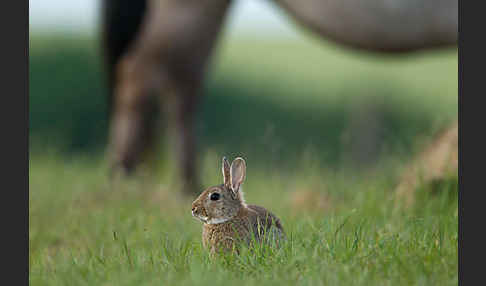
29, 0, 300, 38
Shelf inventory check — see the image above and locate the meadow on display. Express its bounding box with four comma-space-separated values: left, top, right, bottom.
29, 32, 458, 285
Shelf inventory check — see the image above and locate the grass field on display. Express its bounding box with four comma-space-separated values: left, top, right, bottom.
29, 32, 457, 285
29, 153, 458, 285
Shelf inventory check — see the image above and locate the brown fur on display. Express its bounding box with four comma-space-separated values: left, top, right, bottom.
192, 157, 285, 254
201, 205, 284, 253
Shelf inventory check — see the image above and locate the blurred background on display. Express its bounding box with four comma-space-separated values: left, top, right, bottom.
29, 0, 457, 174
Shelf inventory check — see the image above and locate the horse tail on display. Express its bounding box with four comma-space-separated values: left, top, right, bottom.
101, 0, 148, 116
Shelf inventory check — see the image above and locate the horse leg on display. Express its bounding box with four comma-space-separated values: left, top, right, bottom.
108, 56, 160, 175
108, 0, 231, 194
167, 90, 199, 194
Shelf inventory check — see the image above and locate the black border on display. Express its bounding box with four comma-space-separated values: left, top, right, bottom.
2, 0, 29, 284
458, 0, 483, 284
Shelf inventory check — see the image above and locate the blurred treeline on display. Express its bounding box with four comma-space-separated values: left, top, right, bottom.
29, 33, 457, 173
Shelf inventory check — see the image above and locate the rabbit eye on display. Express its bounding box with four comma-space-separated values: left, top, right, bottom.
210, 193, 220, 201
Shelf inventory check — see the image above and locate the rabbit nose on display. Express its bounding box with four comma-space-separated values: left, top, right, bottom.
192, 206, 197, 213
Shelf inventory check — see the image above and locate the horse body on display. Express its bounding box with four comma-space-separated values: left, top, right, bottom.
103, 0, 457, 194
278, 0, 457, 52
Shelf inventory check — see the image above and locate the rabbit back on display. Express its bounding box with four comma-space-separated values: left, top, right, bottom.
247, 204, 285, 245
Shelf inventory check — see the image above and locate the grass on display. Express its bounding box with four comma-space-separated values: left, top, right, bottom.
29, 32, 457, 285
29, 152, 457, 286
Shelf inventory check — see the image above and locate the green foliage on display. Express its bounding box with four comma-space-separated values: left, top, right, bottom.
29, 34, 457, 170
29, 35, 109, 152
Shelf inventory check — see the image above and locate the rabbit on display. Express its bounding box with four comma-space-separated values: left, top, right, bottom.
191, 157, 285, 254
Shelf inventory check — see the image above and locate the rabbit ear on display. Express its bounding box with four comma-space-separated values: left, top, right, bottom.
222, 157, 231, 188
230, 157, 246, 194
